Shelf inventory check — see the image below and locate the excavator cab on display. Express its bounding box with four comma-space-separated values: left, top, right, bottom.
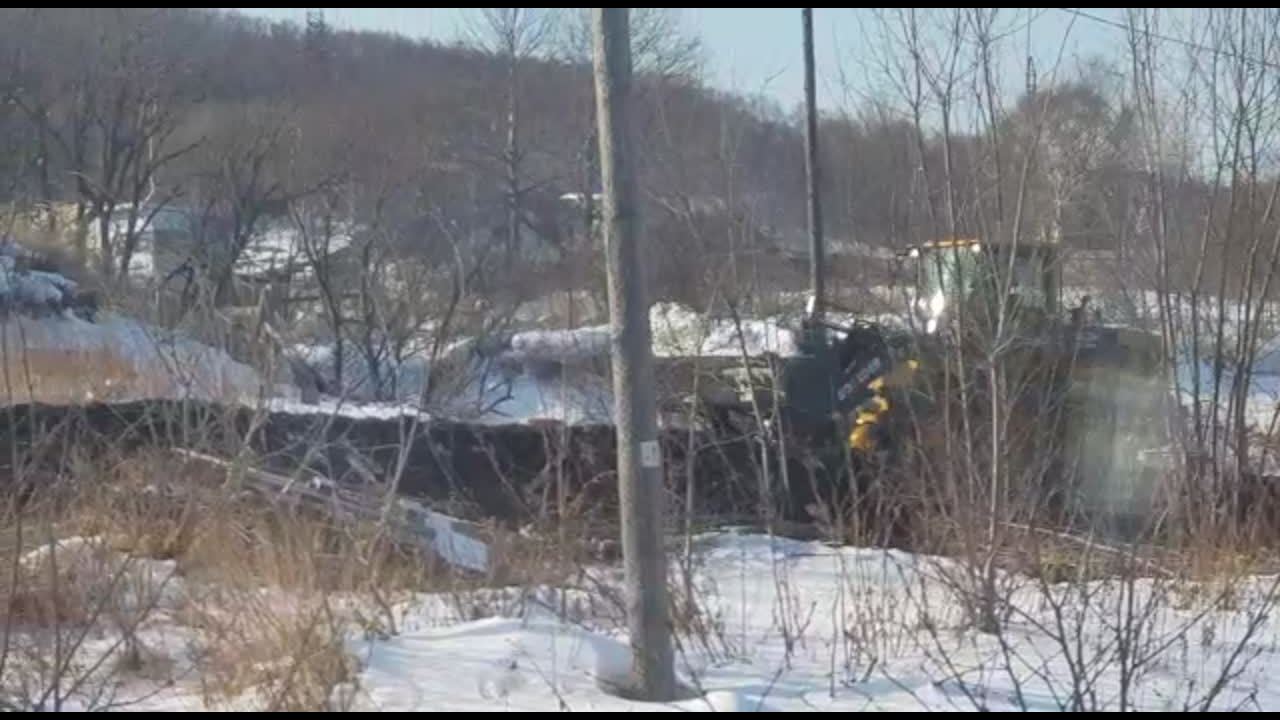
900, 237, 1160, 373
901, 238, 1062, 338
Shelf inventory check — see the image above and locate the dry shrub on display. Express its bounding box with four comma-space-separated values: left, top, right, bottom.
4, 450, 386, 709
483, 519, 594, 588
183, 592, 357, 711
2, 436, 618, 710
0, 528, 185, 711
65, 452, 222, 562
0, 452, 192, 706
3, 539, 108, 628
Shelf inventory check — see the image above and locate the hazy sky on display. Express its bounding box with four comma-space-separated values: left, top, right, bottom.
232, 8, 1130, 110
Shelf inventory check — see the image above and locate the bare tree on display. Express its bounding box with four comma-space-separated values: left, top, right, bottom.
1122, 8, 1280, 541
292, 188, 353, 393
562, 8, 703, 82
4, 9, 201, 280
467, 9, 559, 272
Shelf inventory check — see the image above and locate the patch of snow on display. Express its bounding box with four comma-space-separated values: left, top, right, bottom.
288, 338, 468, 405
467, 368, 613, 426
266, 397, 429, 421
508, 326, 611, 364
348, 617, 643, 712
273, 363, 614, 427
127, 249, 156, 278
704, 687, 780, 712
0, 311, 267, 405
20, 535, 186, 614
500, 302, 800, 366
11, 532, 1280, 712
1252, 332, 1280, 377
237, 220, 354, 277
1176, 355, 1280, 435
651, 302, 798, 358
338, 532, 1280, 712
399, 500, 490, 573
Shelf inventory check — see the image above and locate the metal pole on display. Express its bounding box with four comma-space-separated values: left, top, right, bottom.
803, 8, 826, 323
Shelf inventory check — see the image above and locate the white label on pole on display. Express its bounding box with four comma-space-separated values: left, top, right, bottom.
640, 440, 662, 469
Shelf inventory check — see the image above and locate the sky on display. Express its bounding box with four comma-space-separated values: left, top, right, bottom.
232, 8, 1134, 112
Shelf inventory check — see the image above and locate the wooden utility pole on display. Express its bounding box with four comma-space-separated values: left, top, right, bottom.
803, 8, 825, 322
592, 7, 676, 701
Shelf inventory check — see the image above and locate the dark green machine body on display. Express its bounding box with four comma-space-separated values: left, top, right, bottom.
699, 238, 1168, 532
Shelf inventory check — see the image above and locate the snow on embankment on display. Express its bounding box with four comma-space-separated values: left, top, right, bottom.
1, 312, 270, 405
650, 302, 798, 357
506, 302, 800, 364
279, 302, 802, 426
457, 303, 797, 426
1, 243, 269, 405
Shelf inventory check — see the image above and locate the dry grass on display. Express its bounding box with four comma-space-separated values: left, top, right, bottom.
0, 452, 395, 709
181, 592, 358, 711
0, 442, 607, 710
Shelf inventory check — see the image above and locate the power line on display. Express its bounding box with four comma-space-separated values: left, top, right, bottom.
1056, 8, 1280, 73
979, 8, 1050, 45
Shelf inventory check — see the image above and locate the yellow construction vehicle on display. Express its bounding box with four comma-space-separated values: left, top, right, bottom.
695, 235, 1167, 527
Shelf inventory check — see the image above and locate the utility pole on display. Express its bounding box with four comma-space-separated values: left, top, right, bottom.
592, 7, 676, 701
803, 8, 825, 324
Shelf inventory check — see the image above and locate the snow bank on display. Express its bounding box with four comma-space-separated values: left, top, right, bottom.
267, 397, 429, 420
503, 302, 801, 365
20, 535, 187, 615
650, 302, 798, 358
11, 532, 1280, 711
338, 532, 1280, 712
399, 498, 490, 573
289, 342, 431, 403
349, 617, 641, 712
2, 240, 268, 406
285, 335, 492, 406
0, 311, 268, 405
282, 303, 803, 426
467, 368, 612, 426
238, 221, 354, 276
508, 326, 612, 364
268, 369, 613, 427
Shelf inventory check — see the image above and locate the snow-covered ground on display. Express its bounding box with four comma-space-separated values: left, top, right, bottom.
650, 302, 800, 358
0, 312, 270, 405
480, 302, 802, 367
276, 293, 1166, 428
466, 365, 613, 426
342, 534, 1280, 712
3, 241, 274, 406
117, 212, 355, 284
278, 302, 798, 425
10, 531, 1280, 711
